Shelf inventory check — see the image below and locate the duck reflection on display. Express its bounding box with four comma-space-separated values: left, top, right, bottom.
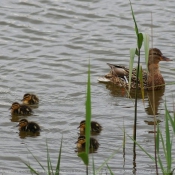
145, 88, 165, 115
104, 82, 147, 99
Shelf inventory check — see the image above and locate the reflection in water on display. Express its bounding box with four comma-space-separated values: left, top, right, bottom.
103, 82, 147, 99
18, 131, 40, 139
145, 88, 165, 115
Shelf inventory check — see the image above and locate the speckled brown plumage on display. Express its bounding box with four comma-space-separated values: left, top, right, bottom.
17, 119, 40, 133
21, 93, 39, 105
10, 102, 33, 115
98, 48, 171, 90
76, 136, 99, 150
78, 120, 102, 134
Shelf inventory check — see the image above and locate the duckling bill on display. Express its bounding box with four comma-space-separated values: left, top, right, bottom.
21, 93, 39, 105
10, 102, 33, 115
17, 119, 40, 133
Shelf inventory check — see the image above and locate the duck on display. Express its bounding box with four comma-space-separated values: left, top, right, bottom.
21, 93, 39, 105
78, 120, 102, 134
9, 102, 33, 115
76, 135, 99, 150
98, 48, 171, 90
16, 119, 40, 133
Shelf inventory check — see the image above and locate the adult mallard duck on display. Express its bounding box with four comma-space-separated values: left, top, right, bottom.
10, 102, 33, 115
76, 135, 99, 150
98, 48, 171, 90
78, 120, 102, 134
16, 119, 40, 133
21, 93, 39, 105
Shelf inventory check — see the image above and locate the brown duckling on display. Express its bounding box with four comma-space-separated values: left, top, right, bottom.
10, 102, 33, 115
17, 119, 40, 133
21, 93, 39, 105
78, 120, 102, 134
76, 135, 99, 150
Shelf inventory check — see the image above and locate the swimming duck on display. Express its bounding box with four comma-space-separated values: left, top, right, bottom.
17, 119, 40, 133
76, 135, 99, 150
78, 120, 102, 134
10, 102, 33, 115
21, 93, 39, 105
98, 48, 171, 90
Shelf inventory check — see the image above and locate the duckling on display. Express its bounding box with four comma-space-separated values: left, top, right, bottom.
76, 135, 99, 150
21, 93, 39, 105
78, 120, 102, 134
10, 102, 33, 115
16, 119, 40, 133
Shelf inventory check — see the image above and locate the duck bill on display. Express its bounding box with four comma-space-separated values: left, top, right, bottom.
16, 123, 19, 127
161, 55, 172, 61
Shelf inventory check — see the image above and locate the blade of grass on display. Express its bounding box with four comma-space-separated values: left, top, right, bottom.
78, 60, 91, 170
46, 139, 54, 175
23, 162, 40, 175
78, 152, 89, 165
129, 48, 135, 91
96, 147, 121, 173
92, 156, 96, 175
106, 164, 114, 175
143, 33, 149, 68
55, 136, 63, 175
25, 147, 46, 172
138, 65, 144, 101
85, 60, 91, 158
165, 105, 172, 172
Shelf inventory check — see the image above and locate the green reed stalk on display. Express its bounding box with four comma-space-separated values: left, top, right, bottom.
156, 103, 174, 175
23, 137, 63, 175
78, 60, 91, 174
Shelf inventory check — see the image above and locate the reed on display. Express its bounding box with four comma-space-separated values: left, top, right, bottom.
23, 137, 63, 175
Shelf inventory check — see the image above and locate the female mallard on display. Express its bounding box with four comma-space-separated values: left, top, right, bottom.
98, 48, 171, 90
76, 135, 99, 150
21, 93, 39, 105
10, 102, 33, 115
78, 120, 102, 134
16, 119, 40, 133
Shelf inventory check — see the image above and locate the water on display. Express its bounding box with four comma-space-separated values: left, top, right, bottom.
0, 0, 175, 174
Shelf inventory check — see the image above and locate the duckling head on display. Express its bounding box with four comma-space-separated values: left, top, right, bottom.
21, 93, 32, 104
16, 119, 28, 128
9, 102, 20, 111
77, 120, 86, 132
75, 136, 86, 148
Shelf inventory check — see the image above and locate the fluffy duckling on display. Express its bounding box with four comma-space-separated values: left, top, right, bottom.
17, 119, 40, 133
10, 102, 33, 115
76, 136, 99, 150
21, 93, 39, 105
78, 120, 102, 134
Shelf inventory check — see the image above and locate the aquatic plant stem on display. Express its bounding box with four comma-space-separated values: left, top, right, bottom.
150, 12, 158, 175
133, 48, 140, 145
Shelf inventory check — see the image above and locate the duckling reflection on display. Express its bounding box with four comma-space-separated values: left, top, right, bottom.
75, 136, 99, 152
145, 88, 165, 115
21, 93, 39, 105
10, 102, 33, 116
77, 120, 102, 135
